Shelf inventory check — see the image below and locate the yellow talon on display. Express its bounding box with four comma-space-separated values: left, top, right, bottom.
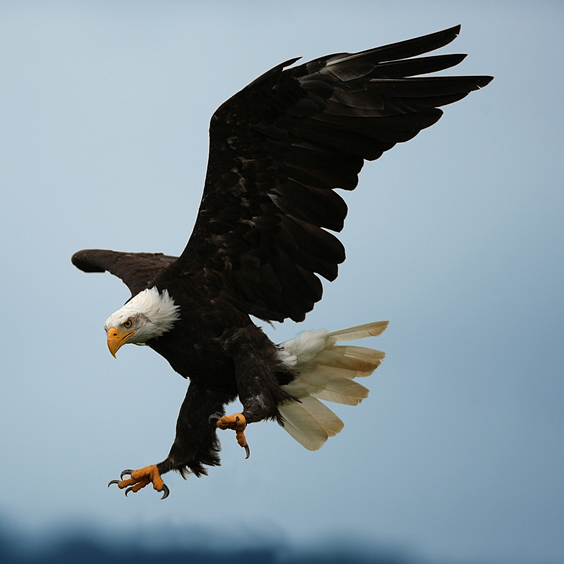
108, 465, 170, 499
216, 413, 250, 458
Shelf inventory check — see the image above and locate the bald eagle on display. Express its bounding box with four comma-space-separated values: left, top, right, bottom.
72, 26, 491, 499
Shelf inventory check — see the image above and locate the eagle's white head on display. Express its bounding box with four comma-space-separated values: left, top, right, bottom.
104, 287, 180, 357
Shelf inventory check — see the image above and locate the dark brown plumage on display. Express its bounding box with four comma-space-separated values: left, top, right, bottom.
72, 26, 492, 497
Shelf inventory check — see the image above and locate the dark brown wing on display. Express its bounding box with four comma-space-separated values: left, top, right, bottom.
159, 25, 491, 323
72, 249, 178, 296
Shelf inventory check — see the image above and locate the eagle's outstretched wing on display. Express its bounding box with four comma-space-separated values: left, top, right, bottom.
159, 26, 491, 322
72, 250, 178, 296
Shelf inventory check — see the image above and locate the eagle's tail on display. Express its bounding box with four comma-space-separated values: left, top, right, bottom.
277, 321, 388, 450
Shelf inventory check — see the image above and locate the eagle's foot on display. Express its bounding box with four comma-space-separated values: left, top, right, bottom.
108, 465, 170, 500
212, 413, 250, 459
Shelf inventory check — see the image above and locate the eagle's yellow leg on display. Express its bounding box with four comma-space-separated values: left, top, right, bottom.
216, 413, 250, 458
108, 465, 169, 499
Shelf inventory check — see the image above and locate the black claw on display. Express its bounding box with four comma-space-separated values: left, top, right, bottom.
108, 479, 120, 488
160, 484, 170, 500
120, 469, 133, 480
244, 444, 251, 460
124, 486, 135, 497
208, 412, 223, 425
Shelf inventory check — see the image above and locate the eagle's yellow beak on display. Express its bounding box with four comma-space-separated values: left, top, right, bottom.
107, 327, 135, 358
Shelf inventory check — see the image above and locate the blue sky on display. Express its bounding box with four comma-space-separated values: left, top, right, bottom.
1, 2, 563, 563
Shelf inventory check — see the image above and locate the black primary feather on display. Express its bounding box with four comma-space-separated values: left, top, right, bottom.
72, 26, 492, 489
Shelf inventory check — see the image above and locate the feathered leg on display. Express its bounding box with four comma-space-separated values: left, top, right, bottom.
109, 382, 234, 498
215, 326, 294, 455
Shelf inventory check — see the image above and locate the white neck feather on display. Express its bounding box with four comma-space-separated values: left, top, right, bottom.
131, 287, 180, 330
104, 287, 181, 341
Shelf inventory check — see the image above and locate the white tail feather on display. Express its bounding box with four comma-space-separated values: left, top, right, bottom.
278, 397, 345, 451
326, 320, 389, 344
278, 321, 388, 450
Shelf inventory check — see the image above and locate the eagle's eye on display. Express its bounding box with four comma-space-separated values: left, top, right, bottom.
123, 319, 133, 329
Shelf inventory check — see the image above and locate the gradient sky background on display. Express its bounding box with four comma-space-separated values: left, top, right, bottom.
1, 1, 563, 563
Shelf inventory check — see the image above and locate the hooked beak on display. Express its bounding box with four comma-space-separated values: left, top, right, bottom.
107, 327, 135, 358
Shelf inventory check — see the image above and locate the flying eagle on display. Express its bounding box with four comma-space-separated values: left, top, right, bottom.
72, 26, 492, 499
